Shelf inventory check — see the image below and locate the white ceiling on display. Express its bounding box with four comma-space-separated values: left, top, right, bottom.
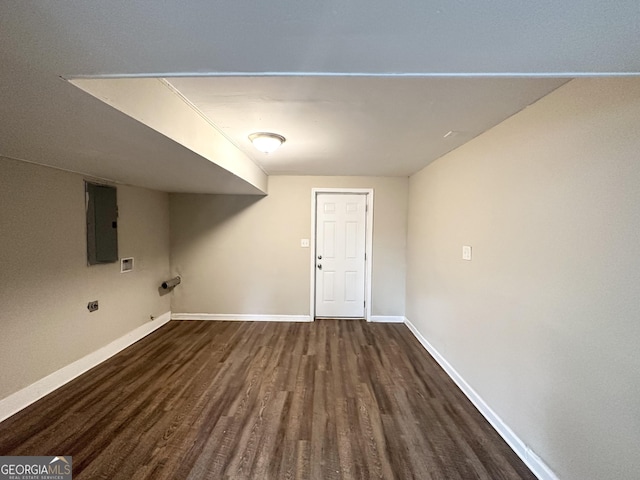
166, 76, 567, 176
0, 1, 638, 193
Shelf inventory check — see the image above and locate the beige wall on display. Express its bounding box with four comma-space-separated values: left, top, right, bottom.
406, 78, 640, 480
170, 175, 408, 316
0, 156, 171, 400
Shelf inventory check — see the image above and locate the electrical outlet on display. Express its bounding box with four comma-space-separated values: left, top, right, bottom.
462, 245, 472, 261
87, 300, 99, 312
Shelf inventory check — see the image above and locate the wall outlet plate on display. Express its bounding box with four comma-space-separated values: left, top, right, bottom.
462, 245, 472, 261
120, 257, 134, 273
301, 239, 310, 248
87, 300, 99, 312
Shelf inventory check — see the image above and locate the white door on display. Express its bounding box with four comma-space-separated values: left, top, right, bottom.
315, 193, 367, 318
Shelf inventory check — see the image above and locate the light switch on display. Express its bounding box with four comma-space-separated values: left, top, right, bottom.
462, 245, 472, 261
301, 239, 310, 248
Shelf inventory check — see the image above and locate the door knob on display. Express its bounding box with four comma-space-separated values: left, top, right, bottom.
317, 264, 322, 270
317, 255, 322, 260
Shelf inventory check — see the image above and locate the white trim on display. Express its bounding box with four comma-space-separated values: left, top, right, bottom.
171, 313, 312, 322
369, 315, 406, 323
68, 72, 640, 80
0, 311, 172, 424
310, 188, 374, 322
404, 317, 557, 480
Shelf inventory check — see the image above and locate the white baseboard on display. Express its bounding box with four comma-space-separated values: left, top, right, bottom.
369, 315, 406, 323
0, 311, 172, 424
404, 317, 557, 480
171, 313, 312, 322
173, 313, 405, 323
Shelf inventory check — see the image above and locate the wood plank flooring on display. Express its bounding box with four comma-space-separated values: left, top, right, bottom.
0, 320, 536, 479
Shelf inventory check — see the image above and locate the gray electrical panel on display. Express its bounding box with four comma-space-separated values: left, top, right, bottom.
86, 182, 118, 265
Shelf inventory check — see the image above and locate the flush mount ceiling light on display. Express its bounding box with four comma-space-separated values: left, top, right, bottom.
248, 132, 286, 154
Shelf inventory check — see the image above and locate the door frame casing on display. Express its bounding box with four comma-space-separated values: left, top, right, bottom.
310, 188, 374, 322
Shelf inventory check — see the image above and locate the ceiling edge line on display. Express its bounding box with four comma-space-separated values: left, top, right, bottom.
64, 71, 640, 80
158, 79, 269, 176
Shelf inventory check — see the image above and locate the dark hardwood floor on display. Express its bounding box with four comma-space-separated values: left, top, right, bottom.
0, 320, 535, 479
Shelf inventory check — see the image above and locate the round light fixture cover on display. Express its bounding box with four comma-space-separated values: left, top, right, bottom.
249, 132, 286, 154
